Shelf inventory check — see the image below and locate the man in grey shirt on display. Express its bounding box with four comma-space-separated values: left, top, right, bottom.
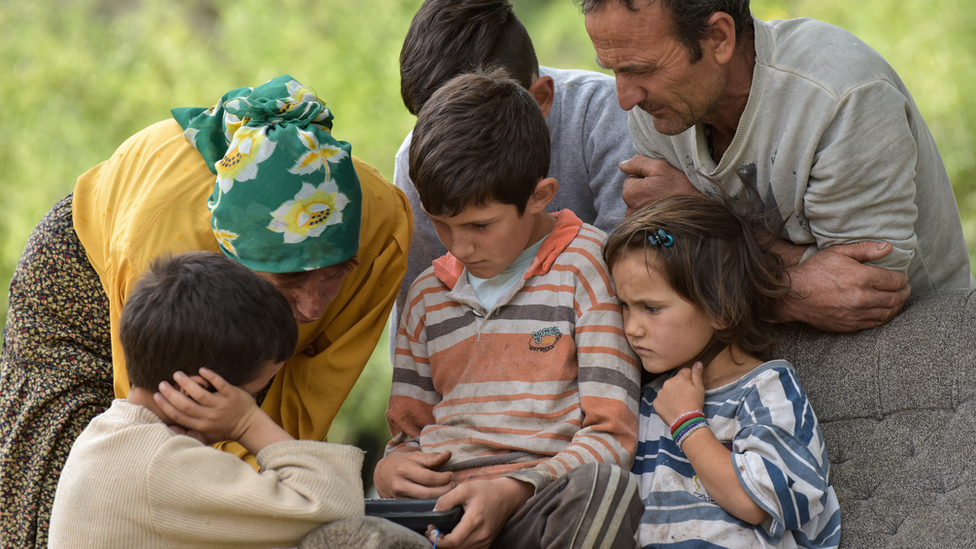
393, 0, 633, 345
582, 0, 973, 332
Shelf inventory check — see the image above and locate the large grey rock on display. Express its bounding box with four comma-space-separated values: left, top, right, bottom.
299, 516, 431, 549
775, 289, 976, 548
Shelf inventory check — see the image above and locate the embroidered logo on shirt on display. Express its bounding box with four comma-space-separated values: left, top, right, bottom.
529, 326, 562, 353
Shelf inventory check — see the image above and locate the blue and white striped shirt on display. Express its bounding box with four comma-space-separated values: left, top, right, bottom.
633, 360, 841, 548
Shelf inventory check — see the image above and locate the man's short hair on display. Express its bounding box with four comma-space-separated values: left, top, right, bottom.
578, 0, 752, 62
409, 69, 551, 218
400, 0, 540, 116
120, 251, 297, 390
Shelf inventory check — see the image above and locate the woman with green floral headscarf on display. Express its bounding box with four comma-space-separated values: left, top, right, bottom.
0, 75, 412, 548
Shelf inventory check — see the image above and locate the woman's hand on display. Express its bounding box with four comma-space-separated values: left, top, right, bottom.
653, 361, 705, 426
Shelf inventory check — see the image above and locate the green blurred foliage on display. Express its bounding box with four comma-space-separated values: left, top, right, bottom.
0, 0, 424, 308
1, 0, 974, 492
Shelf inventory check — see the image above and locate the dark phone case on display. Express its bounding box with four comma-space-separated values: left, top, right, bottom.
365, 498, 463, 534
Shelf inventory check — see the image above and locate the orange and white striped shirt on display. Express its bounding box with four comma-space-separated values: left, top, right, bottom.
386, 210, 640, 491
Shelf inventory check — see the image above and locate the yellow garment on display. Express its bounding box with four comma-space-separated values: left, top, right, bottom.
73, 119, 411, 463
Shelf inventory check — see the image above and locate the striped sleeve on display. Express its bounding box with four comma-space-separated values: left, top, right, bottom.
730, 367, 841, 546
384, 268, 442, 456
507, 226, 641, 489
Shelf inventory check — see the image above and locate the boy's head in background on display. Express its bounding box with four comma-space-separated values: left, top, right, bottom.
399, 0, 553, 117
408, 69, 558, 279
120, 251, 298, 395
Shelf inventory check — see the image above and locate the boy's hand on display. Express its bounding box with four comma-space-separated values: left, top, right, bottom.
653, 361, 705, 426
373, 450, 454, 499
154, 368, 290, 453
427, 477, 533, 549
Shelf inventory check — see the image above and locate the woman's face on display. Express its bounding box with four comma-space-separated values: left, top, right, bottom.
254, 264, 353, 324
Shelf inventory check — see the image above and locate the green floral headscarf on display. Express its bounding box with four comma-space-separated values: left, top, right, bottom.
172, 74, 362, 273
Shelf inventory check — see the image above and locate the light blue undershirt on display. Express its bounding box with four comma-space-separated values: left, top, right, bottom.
467, 237, 547, 310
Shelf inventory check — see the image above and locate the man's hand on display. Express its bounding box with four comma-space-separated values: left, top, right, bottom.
426, 477, 534, 549
777, 241, 911, 332
373, 450, 454, 499
620, 155, 701, 216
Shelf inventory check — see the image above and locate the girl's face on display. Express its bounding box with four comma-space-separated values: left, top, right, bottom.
612, 250, 719, 375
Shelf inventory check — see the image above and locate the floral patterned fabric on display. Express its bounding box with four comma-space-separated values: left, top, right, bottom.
172, 74, 362, 273
0, 194, 113, 549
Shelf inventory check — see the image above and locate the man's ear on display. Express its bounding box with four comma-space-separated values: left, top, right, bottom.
527, 177, 559, 214
528, 76, 555, 117
703, 12, 737, 65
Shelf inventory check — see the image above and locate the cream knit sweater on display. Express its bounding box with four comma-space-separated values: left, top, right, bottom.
49, 400, 364, 548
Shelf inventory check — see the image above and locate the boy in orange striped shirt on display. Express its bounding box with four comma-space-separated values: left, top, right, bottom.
374, 69, 642, 549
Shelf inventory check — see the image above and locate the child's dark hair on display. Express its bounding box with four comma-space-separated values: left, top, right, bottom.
400, 0, 539, 116
409, 68, 550, 217
120, 251, 298, 390
603, 195, 789, 364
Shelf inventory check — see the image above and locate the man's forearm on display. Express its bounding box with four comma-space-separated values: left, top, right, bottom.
767, 242, 910, 331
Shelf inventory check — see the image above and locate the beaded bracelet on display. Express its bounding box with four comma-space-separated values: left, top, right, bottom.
669, 410, 706, 438
674, 419, 708, 452
673, 416, 707, 440
674, 418, 710, 451
669, 410, 704, 434
671, 417, 705, 438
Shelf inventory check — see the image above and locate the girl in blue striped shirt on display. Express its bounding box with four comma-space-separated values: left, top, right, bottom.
604, 195, 841, 549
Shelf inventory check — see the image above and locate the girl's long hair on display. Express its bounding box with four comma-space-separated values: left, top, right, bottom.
603, 194, 792, 370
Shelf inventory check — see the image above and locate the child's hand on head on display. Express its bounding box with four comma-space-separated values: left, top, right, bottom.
154, 368, 261, 445
653, 361, 705, 426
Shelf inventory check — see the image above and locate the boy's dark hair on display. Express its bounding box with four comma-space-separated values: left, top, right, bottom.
120, 251, 297, 390
603, 195, 789, 364
400, 0, 540, 116
577, 0, 752, 62
409, 69, 551, 218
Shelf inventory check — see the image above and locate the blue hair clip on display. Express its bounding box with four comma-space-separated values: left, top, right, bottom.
647, 229, 674, 247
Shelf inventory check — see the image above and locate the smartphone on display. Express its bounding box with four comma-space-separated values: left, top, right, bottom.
365, 498, 463, 534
